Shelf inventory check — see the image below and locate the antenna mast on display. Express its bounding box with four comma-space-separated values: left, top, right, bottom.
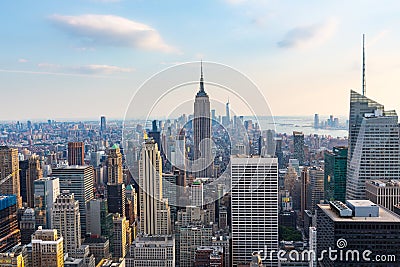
362, 34, 366, 96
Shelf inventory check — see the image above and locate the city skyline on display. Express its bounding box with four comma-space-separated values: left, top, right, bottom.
2, 1, 400, 120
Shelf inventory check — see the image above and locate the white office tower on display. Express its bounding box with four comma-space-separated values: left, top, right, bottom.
309, 227, 317, 267
175, 131, 186, 170
52, 190, 81, 253
191, 180, 204, 207
139, 138, 171, 235
346, 90, 400, 200
231, 156, 278, 266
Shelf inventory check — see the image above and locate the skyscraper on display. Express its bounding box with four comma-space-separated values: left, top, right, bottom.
100, 116, 107, 132
365, 180, 400, 211
0, 195, 20, 253
20, 208, 36, 245
107, 144, 123, 184
191, 180, 204, 207
139, 139, 171, 235
313, 114, 319, 129
309, 166, 324, 213
175, 129, 186, 172
324, 146, 347, 202
293, 131, 305, 165
265, 129, 276, 157
346, 90, 400, 200
107, 144, 126, 216
31, 227, 64, 267
179, 226, 213, 267
0, 146, 21, 207
108, 183, 126, 217
68, 142, 85, 166
52, 166, 94, 235
112, 213, 131, 259
20, 155, 43, 207
317, 200, 400, 266
148, 120, 162, 159
52, 191, 81, 253
127, 235, 175, 267
300, 167, 311, 220
231, 156, 278, 266
86, 198, 114, 238
33, 176, 60, 228
193, 63, 213, 177
222, 100, 230, 127
19, 160, 29, 205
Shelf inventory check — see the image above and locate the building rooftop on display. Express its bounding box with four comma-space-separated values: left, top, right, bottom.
132, 235, 174, 247
346, 199, 377, 207
196, 246, 223, 253
83, 237, 108, 244
318, 203, 400, 222
231, 155, 278, 163
0, 195, 17, 210
53, 165, 91, 170
368, 179, 400, 187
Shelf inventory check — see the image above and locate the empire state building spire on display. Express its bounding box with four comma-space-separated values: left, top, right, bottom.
197, 60, 208, 97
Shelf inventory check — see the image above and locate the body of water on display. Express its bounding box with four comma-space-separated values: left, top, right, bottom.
253, 116, 348, 138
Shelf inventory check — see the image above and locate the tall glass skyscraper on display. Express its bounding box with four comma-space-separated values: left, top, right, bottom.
324, 146, 347, 203
346, 90, 400, 200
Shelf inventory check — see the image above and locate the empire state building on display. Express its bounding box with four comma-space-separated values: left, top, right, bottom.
193, 63, 213, 177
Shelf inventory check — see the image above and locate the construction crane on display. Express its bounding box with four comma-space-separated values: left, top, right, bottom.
0, 169, 19, 186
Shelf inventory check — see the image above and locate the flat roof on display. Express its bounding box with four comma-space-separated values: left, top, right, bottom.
318, 204, 400, 222
368, 179, 400, 187
231, 156, 278, 163
346, 200, 377, 207
53, 165, 90, 170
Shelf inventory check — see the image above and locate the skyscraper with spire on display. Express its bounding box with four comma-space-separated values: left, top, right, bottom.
346, 91, 400, 200
345, 35, 400, 199
193, 62, 213, 177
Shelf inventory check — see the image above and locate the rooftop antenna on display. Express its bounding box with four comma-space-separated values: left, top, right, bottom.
362, 34, 366, 96
199, 59, 205, 93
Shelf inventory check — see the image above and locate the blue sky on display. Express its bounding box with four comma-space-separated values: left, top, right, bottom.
1, 0, 400, 120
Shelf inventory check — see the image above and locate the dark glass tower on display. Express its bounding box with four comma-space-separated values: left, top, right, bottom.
293, 131, 305, 165
324, 146, 347, 202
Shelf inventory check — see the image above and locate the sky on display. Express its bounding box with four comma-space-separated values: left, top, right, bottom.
1, 0, 400, 121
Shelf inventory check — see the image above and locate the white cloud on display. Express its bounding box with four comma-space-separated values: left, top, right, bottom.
75, 64, 133, 74
18, 58, 28, 63
38, 62, 134, 74
49, 14, 178, 53
278, 18, 339, 49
